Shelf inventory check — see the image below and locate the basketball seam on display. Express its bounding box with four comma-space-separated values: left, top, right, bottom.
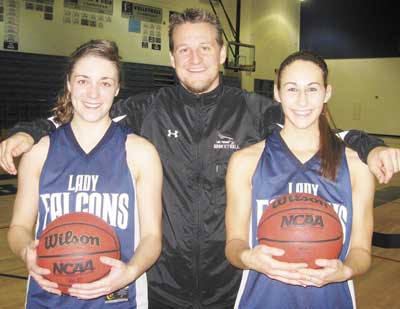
258, 235, 343, 244
37, 249, 120, 259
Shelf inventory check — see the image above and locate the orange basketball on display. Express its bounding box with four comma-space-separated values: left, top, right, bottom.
257, 193, 343, 268
37, 212, 120, 294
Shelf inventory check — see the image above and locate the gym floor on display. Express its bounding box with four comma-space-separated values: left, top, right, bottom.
0, 137, 399, 309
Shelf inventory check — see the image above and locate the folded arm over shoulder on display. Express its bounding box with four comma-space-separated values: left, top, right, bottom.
0, 93, 155, 174
251, 94, 400, 183
342, 130, 400, 183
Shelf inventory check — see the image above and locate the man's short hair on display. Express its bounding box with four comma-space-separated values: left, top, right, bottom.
169, 8, 224, 52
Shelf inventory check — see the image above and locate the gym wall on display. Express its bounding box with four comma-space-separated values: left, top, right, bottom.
327, 58, 400, 136
0, 0, 237, 65
300, 0, 400, 136
239, 0, 300, 92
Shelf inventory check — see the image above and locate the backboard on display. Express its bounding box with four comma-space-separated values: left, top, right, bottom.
225, 41, 255, 72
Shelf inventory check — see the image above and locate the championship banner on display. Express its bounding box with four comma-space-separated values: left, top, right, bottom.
121, 1, 162, 24
23, 0, 55, 21
64, 0, 113, 15
3, 0, 19, 50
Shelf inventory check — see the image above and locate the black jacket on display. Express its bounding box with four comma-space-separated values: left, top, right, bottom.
128, 82, 281, 308
11, 81, 383, 308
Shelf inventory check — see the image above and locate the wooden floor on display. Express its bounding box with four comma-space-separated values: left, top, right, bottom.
0, 138, 399, 308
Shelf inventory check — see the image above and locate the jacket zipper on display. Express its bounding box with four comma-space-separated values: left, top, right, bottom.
193, 95, 202, 308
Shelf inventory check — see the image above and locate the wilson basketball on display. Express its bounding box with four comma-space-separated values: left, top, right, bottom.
257, 193, 343, 268
37, 212, 120, 294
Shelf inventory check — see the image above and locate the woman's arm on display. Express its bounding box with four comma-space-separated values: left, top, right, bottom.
123, 134, 163, 280
7, 137, 60, 294
8, 137, 48, 259
225, 148, 256, 269
343, 148, 375, 276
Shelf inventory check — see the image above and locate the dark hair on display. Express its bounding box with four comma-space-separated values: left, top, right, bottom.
169, 8, 223, 52
53, 39, 121, 124
276, 50, 342, 181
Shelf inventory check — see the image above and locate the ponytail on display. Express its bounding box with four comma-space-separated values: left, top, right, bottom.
318, 105, 343, 181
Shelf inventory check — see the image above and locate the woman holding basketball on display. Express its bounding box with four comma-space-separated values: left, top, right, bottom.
8, 40, 162, 308
225, 51, 374, 308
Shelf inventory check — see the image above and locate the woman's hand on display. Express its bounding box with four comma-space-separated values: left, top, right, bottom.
242, 244, 309, 286
25, 240, 61, 295
298, 259, 353, 287
68, 256, 135, 299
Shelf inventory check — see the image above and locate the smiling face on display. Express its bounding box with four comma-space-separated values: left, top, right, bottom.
67, 55, 120, 124
170, 22, 226, 94
275, 60, 332, 132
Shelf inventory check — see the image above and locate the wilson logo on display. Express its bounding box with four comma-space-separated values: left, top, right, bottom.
271, 195, 331, 210
53, 260, 95, 275
45, 231, 100, 249
281, 214, 324, 228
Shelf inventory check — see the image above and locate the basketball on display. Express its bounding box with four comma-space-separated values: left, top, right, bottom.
37, 212, 120, 294
257, 193, 343, 268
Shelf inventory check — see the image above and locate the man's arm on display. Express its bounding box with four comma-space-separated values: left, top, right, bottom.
342, 130, 385, 164
109, 91, 155, 133
0, 92, 156, 174
7, 119, 57, 144
250, 93, 399, 183
0, 118, 56, 174
249, 93, 387, 166
342, 130, 400, 183
245, 92, 283, 139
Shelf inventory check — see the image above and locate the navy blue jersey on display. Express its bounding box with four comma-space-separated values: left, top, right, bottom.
235, 129, 354, 309
26, 122, 147, 308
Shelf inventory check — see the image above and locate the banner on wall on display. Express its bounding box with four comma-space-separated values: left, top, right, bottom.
140, 22, 161, 50
122, 1, 162, 24
121, 2, 163, 51
3, 0, 19, 50
63, 0, 113, 28
63, 10, 112, 28
64, 0, 113, 15
23, 0, 54, 21
0, 0, 4, 22
24, 0, 54, 5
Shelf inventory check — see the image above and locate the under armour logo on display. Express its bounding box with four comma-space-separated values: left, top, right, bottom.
167, 129, 179, 138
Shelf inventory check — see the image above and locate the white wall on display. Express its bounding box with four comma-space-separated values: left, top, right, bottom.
327, 58, 400, 135
239, 0, 300, 91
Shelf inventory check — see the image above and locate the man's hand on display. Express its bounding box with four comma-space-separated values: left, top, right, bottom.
0, 132, 34, 175
367, 146, 400, 184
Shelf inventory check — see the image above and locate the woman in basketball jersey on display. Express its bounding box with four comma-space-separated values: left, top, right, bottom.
225, 51, 375, 308
8, 40, 162, 308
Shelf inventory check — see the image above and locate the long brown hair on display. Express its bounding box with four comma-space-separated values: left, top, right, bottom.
52, 39, 121, 124
276, 50, 342, 181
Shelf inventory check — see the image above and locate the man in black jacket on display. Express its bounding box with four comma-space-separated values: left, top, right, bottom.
1, 8, 399, 309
